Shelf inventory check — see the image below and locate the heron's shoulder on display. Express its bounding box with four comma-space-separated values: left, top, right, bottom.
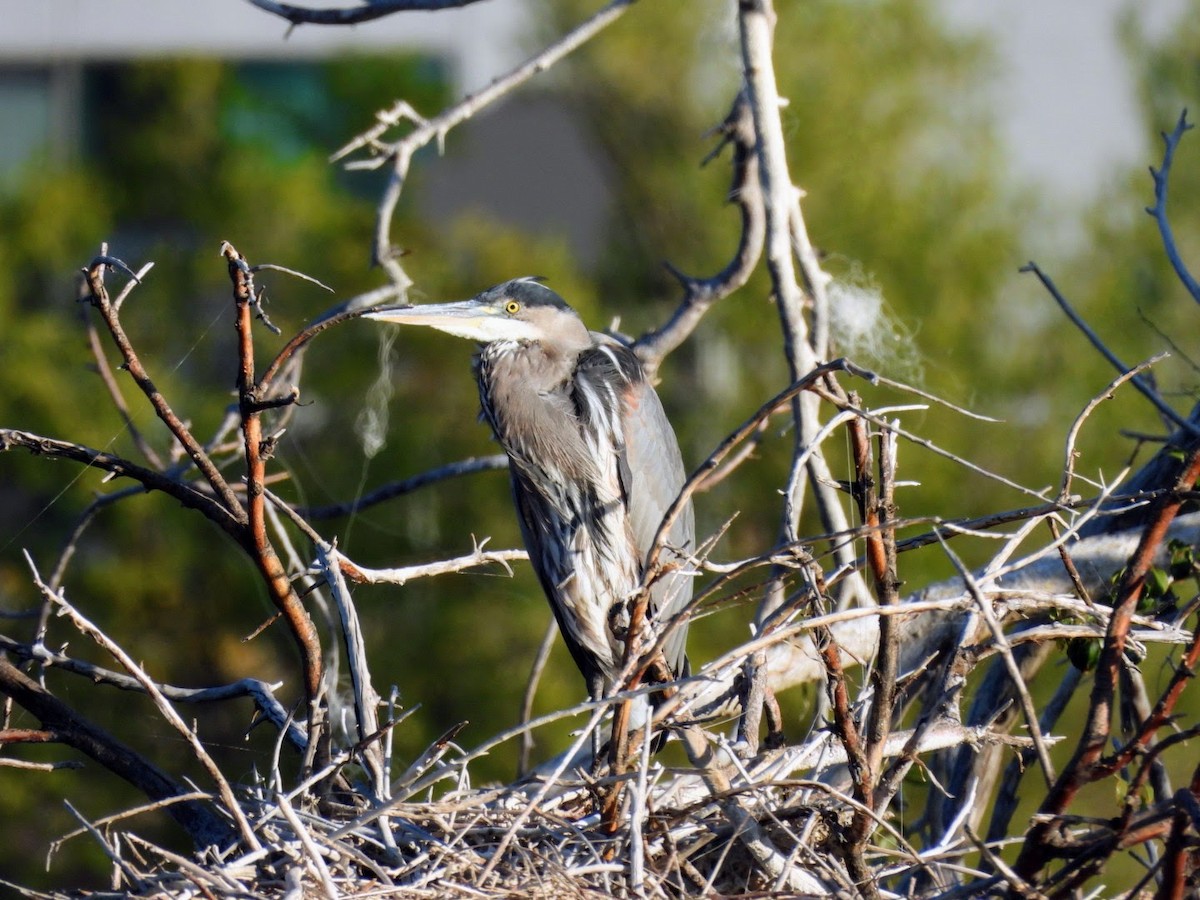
576, 334, 644, 386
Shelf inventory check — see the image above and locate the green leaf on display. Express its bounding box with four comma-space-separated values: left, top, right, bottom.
1067, 637, 1102, 672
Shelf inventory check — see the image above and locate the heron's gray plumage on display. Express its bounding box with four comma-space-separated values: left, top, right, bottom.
365, 279, 693, 712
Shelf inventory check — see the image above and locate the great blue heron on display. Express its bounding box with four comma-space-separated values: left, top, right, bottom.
365, 278, 693, 737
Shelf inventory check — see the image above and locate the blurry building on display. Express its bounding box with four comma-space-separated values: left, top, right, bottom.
0, 0, 613, 262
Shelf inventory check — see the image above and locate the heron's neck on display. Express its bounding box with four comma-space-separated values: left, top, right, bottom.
475, 341, 592, 480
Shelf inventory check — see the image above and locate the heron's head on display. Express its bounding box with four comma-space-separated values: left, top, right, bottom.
363, 278, 588, 348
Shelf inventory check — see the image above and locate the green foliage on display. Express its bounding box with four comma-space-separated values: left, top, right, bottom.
1066, 634, 1102, 672
1168, 537, 1197, 581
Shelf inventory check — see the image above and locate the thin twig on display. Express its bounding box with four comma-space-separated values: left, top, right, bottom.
82, 253, 247, 519
28, 557, 261, 852
1145, 109, 1200, 305
299, 454, 509, 519
1059, 355, 1167, 500
63, 801, 143, 890
938, 536, 1057, 788
245, 0, 489, 26
333, 0, 635, 284
83, 314, 165, 471
1021, 260, 1196, 435
517, 617, 558, 777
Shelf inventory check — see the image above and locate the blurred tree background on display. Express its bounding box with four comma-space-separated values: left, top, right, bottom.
0, 0, 1197, 888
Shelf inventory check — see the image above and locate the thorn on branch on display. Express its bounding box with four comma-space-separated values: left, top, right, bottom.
252, 287, 282, 336
377, 244, 411, 265
244, 386, 301, 414
259, 428, 287, 460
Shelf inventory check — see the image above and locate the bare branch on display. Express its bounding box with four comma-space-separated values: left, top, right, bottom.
82, 253, 247, 520
645, 358, 861, 580
738, 0, 861, 632
1021, 260, 1197, 435
0, 656, 235, 850
300, 454, 509, 519
333, 0, 635, 282
0, 633, 306, 750
339, 544, 527, 585
635, 90, 765, 374
314, 541, 386, 795
1146, 109, 1200, 304
0, 428, 245, 541
27, 557, 261, 852
244, 0, 490, 27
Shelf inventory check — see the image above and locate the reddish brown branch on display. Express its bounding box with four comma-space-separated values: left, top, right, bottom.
0, 728, 56, 744
222, 243, 324, 710
1106, 615, 1200, 776
815, 625, 875, 894
1015, 442, 1200, 884
1158, 797, 1194, 900
840, 395, 903, 844
1083, 447, 1200, 758
862, 426, 901, 809
83, 256, 246, 521
257, 305, 367, 397
818, 631, 869, 797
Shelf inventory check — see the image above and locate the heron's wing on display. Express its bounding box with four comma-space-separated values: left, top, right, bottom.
509, 465, 609, 696
574, 340, 687, 558
577, 337, 694, 677
621, 382, 691, 565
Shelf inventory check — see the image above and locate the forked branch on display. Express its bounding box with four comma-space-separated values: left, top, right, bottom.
1147, 109, 1200, 305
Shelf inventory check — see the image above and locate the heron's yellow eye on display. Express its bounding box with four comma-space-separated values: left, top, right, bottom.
505, 300, 521, 314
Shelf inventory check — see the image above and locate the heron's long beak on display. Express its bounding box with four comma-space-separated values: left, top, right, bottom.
362, 299, 535, 343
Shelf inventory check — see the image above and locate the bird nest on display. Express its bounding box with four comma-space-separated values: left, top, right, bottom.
16, 712, 959, 898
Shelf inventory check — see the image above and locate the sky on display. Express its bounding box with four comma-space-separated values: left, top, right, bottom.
941, 0, 1190, 206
